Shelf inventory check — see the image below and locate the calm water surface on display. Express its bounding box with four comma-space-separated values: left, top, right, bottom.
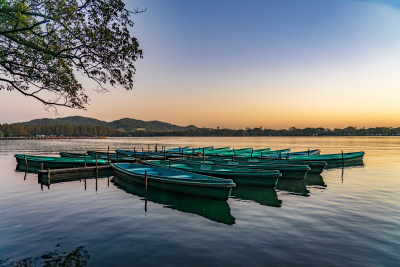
0, 137, 399, 266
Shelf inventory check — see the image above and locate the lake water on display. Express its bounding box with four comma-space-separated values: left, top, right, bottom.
0, 137, 399, 266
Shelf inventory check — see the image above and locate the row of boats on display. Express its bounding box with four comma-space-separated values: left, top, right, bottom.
14, 146, 365, 201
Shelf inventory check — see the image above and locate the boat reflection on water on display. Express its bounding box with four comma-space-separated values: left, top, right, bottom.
15, 163, 40, 174
231, 186, 282, 207
305, 174, 326, 187
276, 178, 309, 196
112, 175, 235, 225
324, 160, 364, 169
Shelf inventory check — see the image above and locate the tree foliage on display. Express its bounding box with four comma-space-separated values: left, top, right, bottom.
0, 0, 143, 109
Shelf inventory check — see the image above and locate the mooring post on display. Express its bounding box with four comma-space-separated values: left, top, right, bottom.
203, 148, 205, 163
155, 143, 157, 153
95, 155, 98, 170
145, 170, 148, 191
233, 148, 236, 158
24, 155, 28, 167
308, 149, 310, 155
342, 150, 344, 166
84, 153, 87, 168
107, 146, 110, 164
117, 152, 119, 163
169, 160, 171, 168
40, 163, 44, 171
143, 152, 146, 161
47, 168, 50, 181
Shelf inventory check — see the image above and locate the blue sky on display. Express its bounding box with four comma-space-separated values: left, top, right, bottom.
1, 0, 400, 128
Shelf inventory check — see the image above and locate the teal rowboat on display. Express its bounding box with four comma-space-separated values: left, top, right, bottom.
111, 163, 235, 201
116, 149, 181, 160
177, 158, 310, 180
275, 151, 365, 165
228, 158, 327, 174
60, 151, 135, 162
145, 160, 281, 188
15, 154, 108, 169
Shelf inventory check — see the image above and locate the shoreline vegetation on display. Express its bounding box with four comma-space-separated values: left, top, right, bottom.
1, 123, 399, 139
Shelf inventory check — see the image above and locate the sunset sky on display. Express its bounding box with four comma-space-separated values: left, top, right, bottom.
1, 0, 400, 129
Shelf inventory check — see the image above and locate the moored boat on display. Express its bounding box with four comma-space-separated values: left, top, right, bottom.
111, 163, 235, 201
145, 160, 281, 188
116, 149, 181, 160
60, 151, 135, 162
271, 151, 365, 165
229, 157, 327, 174
15, 154, 109, 169
176, 158, 310, 180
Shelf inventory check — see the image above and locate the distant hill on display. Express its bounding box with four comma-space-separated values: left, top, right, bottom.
18, 116, 198, 132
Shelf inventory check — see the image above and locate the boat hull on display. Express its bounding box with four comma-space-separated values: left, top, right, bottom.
15, 154, 108, 169
111, 163, 234, 201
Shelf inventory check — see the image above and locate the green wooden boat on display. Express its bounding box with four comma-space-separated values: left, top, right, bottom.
111, 163, 235, 201
211, 148, 290, 158
60, 151, 135, 162
277, 151, 365, 165
182, 146, 231, 155
15, 154, 109, 169
116, 149, 181, 160
228, 157, 327, 174
176, 158, 310, 180
112, 175, 235, 225
145, 160, 281, 188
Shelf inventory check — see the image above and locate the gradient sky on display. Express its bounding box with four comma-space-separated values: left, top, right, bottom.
1, 0, 400, 129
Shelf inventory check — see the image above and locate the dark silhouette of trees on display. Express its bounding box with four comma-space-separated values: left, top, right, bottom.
0, 0, 144, 109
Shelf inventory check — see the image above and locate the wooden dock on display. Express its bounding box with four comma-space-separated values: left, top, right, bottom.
38, 165, 113, 185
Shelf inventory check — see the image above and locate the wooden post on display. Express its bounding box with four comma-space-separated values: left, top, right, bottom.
107, 146, 110, 164
145, 170, 148, 191
155, 143, 157, 153
134, 147, 137, 161
24, 155, 28, 167
169, 160, 171, 168
342, 150, 344, 166
203, 148, 205, 163
143, 152, 146, 161
308, 149, 310, 155
95, 155, 98, 170
233, 148, 236, 158
164, 150, 166, 160
117, 152, 119, 163
40, 163, 44, 171
47, 168, 50, 180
